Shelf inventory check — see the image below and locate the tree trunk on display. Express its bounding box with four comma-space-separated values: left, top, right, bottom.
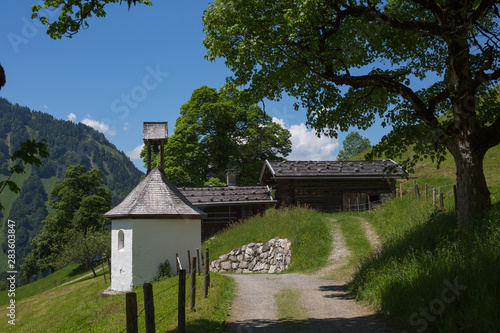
448, 136, 491, 230
87, 260, 97, 277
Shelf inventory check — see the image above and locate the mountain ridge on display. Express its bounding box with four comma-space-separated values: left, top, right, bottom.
0, 97, 143, 279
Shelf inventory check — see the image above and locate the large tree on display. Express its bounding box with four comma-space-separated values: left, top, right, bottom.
337, 131, 371, 161
144, 85, 292, 186
56, 230, 110, 278
203, 0, 500, 230
22, 165, 111, 278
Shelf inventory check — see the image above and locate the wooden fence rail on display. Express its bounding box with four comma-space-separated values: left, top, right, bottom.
400, 181, 456, 213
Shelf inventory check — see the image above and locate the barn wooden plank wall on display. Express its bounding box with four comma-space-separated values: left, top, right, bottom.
274, 178, 396, 212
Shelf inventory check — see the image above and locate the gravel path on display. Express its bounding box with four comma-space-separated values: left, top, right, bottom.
223, 218, 395, 333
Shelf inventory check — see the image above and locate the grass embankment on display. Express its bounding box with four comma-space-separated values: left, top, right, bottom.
0, 263, 88, 305
350, 187, 500, 332
1, 265, 234, 332
205, 206, 332, 273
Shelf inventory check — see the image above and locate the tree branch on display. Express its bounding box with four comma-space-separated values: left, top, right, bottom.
362, 5, 444, 36
481, 115, 500, 149
327, 73, 437, 123
474, 67, 500, 90
470, 0, 498, 23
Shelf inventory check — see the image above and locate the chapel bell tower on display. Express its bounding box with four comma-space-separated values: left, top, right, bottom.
143, 122, 168, 173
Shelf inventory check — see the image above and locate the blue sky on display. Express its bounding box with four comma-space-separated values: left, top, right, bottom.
1, 0, 391, 172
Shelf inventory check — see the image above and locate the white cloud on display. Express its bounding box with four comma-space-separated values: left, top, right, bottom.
126, 144, 145, 160
273, 117, 339, 161
81, 117, 110, 134
123, 122, 129, 131
67, 113, 77, 122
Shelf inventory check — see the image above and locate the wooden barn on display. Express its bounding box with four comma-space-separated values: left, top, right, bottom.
260, 160, 404, 212
179, 180, 276, 239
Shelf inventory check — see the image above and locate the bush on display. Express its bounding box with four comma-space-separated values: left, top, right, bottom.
156, 259, 171, 280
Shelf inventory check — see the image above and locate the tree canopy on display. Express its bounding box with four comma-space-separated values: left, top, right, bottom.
22, 165, 111, 279
56, 230, 110, 278
203, 0, 500, 229
32, 0, 152, 39
337, 132, 371, 161
143, 85, 292, 186
0, 64, 5, 90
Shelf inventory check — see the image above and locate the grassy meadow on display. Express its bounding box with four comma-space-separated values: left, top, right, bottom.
1, 143, 498, 332
348, 144, 500, 332
1, 265, 235, 332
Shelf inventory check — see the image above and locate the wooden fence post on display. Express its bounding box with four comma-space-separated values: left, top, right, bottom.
126, 293, 138, 333
108, 256, 112, 280
176, 253, 179, 275
204, 247, 210, 298
187, 250, 192, 274
190, 257, 196, 310
197, 248, 201, 276
439, 193, 444, 212
178, 270, 186, 333
400, 182, 403, 198
101, 255, 107, 283
433, 188, 436, 207
143, 283, 155, 333
415, 183, 420, 198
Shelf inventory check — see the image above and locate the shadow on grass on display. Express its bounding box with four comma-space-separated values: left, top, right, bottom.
68, 263, 88, 277
351, 208, 500, 332
167, 319, 225, 333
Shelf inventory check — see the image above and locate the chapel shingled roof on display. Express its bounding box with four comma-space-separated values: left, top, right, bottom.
179, 185, 276, 206
260, 160, 404, 182
104, 168, 206, 219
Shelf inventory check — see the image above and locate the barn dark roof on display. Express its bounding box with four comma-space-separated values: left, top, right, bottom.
104, 168, 206, 219
179, 185, 276, 206
143, 122, 168, 141
260, 160, 404, 183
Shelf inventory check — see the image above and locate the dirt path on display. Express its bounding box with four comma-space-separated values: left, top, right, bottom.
59, 267, 104, 287
223, 218, 394, 333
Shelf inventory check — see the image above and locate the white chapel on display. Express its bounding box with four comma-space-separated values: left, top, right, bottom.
104, 122, 205, 292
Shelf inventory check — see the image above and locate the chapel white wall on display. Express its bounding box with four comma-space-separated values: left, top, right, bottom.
110, 220, 133, 292
132, 218, 201, 286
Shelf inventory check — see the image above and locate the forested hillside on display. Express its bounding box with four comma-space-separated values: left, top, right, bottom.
0, 97, 143, 279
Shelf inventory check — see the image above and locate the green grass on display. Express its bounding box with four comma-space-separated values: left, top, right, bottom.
0, 263, 89, 305
205, 206, 332, 273
347, 142, 500, 332
350, 193, 500, 332
0, 266, 234, 332
336, 215, 372, 261
275, 288, 308, 320
275, 288, 308, 331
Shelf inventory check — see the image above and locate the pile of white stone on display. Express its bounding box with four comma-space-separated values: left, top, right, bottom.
210, 238, 292, 274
